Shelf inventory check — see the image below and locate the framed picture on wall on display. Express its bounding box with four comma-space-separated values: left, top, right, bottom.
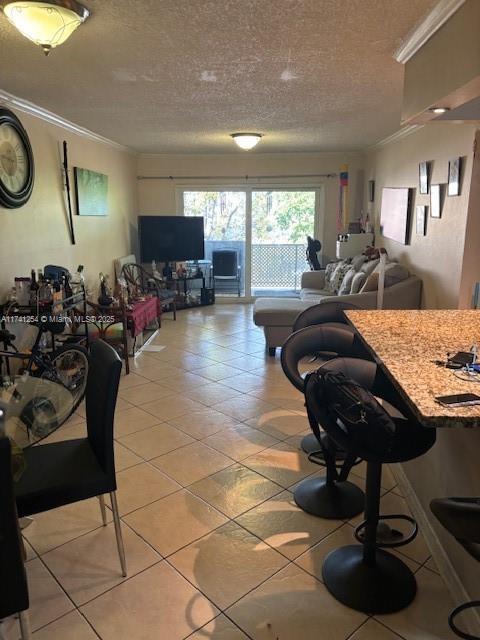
419, 161, 429, 195
380, 187, 412, 245
368, 180, 375, 202
448, 158, 461, 196
430, 184, 443, 218
416, 205, 427, 235
74, 167, 108, 216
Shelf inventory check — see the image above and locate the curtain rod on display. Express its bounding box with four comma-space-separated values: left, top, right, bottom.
137, 173, 338, 181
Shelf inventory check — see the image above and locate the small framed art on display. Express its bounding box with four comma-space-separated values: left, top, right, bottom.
430, 184, 443, 218
419, 161, 429, 195
416, 205, 427, 235
448, 158, 461, 196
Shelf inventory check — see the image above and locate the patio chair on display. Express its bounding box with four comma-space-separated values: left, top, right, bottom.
212, 250, 241, 296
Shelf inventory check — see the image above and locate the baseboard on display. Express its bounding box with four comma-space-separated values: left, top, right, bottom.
392, 464, 480, 636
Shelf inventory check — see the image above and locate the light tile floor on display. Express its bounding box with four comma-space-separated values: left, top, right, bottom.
7, 304, 458, 639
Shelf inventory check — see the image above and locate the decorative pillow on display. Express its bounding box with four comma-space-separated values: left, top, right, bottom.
350, 254, 367, 271
350, 272, 367, 294
360, 258, 380, 278
330, 261, 352, 294
324, 261, 340, 292
338, 267, 356, 296
360, 272, 379, 293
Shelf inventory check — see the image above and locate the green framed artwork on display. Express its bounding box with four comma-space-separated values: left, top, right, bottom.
74, 167, 108, 216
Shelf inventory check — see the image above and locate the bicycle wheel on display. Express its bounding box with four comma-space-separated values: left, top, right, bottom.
40, 344, 89, 417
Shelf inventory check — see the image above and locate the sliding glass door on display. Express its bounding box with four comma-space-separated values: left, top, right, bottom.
182, 187, 319, 299
251, 190, 315, 296
183, 190, 247, 296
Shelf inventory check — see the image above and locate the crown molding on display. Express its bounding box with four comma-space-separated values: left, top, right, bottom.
0, 90, 134, 154
369, 125, 423, 150
394, 0, 466, 64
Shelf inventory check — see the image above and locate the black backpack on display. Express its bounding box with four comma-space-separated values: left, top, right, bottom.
304, 369, 396, 479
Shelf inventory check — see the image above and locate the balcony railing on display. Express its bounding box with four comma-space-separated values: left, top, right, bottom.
204, 241, 305, 293
251, 244, 304, 290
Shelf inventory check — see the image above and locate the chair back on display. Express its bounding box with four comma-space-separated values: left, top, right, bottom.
430, 498, 480, 561
293, 301, 359, 332
281, 325, 356, 391
86, 340, 122, 477
212, 250, 238, 277
0, 436, 29, 619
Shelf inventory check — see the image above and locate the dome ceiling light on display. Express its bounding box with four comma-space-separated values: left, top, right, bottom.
1, 0, 90, 55
231, 133, 262, 150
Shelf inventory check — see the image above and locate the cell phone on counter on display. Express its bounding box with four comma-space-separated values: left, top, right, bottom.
435, 393, 480, 408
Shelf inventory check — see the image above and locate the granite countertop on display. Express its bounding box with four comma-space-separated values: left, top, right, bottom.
345, 310, 480, 428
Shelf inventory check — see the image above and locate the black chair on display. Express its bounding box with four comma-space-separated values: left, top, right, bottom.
291, 301, 368, 456
121, 262, 177, 321
282, 326, 366, 519
0, 433, 31, 639
211, 250, 241, 296
15, 340, 127, 577
305, 357, 436, 614
431, 497, 480, 639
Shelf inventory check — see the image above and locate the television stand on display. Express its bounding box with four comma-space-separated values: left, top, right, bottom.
165, 273, 215, 310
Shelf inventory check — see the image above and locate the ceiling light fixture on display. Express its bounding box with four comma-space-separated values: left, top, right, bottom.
429, 107, 450, 114
1, 0, 89, 55
231, 133, 262, 150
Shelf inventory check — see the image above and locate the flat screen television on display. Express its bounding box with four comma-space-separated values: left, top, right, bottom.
138, 216, 205, 263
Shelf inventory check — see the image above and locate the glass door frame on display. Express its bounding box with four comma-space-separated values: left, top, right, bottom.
177, 184, 324, 302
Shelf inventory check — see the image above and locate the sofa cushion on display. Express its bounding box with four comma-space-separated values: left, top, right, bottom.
350, 272, 367, 294
300, 288, 332, 301
338, 267, 356, 295
253, 298, 312, 326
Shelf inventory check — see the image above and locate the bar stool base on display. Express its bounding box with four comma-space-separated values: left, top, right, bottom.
322, 545, 417, 614
294, 477, 364, 519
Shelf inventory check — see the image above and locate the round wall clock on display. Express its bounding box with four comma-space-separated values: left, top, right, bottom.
0, 108, 35, 209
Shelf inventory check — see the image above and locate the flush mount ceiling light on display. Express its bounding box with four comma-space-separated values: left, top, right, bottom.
231, 133, 262, 150
429, 107, 450, 114
1, 0, 89, 55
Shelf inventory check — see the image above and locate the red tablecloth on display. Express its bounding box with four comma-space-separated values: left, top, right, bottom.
126, 298, 161, 337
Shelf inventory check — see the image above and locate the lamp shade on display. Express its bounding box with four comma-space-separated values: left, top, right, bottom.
2, 1, 89, 54
231, 133, 262, 150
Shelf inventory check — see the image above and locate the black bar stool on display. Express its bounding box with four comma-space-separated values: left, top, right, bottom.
291, 301, 369, 456
305, 358, 436, 614
431, 497, 480, 639
281, 325, 365, 519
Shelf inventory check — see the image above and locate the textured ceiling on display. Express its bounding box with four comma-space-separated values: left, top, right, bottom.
0, 0, 438, 153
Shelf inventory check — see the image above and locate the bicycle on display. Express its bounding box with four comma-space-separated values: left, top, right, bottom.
0, 319, 89, 443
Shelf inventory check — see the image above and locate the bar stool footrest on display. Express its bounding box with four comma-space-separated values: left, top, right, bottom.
449, 601, 480, 639
354, 513, 418, 548
322, 544, 417, 614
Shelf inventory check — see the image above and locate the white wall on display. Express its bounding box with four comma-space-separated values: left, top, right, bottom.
364, 123, 477, 308
137, 152, 365, 263
0, 108, 138, 294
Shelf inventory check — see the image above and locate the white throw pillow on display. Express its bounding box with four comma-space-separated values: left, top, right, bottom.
350, 272, 367, 294
338, 267, 356, 295
351, 254, 367, 271
360, 258, 380, 278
